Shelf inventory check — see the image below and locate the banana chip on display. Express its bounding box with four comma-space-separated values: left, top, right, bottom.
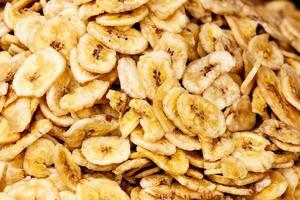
0, 116, 20, 145
113, 158, 150, 176
165, 129, 201, 151
87, 22, 148, 55
96, 0, 149, 13
12, 47, 66, 97
140, 17, 164, 48
172, 174, 216, 192
81, 136, 130, 165
221, 156, 248, 179
201, 137, 234, 162
120, 109, 140, 138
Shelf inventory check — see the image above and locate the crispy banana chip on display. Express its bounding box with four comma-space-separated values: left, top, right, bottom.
257, 66, 300, 130
12, 47, 66, 97
131, 128, 176, 156
113, 158, 150, 175
87, 22, 148, 55
252, 87, 270, 120
96, 0, 149, 13
140, 174, 172, 188
137, 146, 189, 175
270, 137, 300, 153
0, 116, 20, 145
147, 0, 186, 19
172, 174, 216, 192
140, 17, 164, 48
81, 136, 130, 165
76, 177, 130, 200
165, 129, 201, 151
216, 184, 253, 196
221, 156, 248, 179
120, 109, 140, 138
177, 93, 226, 138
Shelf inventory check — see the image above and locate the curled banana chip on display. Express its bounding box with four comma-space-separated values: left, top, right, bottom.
172, 174, 216, 192
81, 136, 130, 165
140, 17, 164, 48
113, 158, 150, 176
96, 0, 149, 13
12, 47, 66, 97
147, 0, 187, 19
0, 116, 20, 145
87, 22, 148, 55
77, 33, 117, 74
140, 174, 172, 188
165, 129, 201, 151
221, 156, 248, 179
120, 109, 140, 138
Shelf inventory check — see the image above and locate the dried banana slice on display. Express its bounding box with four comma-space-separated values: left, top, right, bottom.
257, 66, 300, 130
270, 138, 300, 153
137, 146, 189, 175
253, 171, 288, 200
131, 128, 176, 156
96, 0, 148, 13
143, 185, 172, 198
0, 119, 52, 161
29, 16, 78, 59
140, 17, 164, 48
120, 109, 141, 138
182, 51, 235, 94
96, 6, 148, 26
64, 115, 118, 148
226, 95, 256, 132
177, 93, 226, 138
140, 174, 172, 188
147, 0, 186, 20
199, 23, 224, 54
2, 97, 39, 133
0, 117, 20, 145
252, 87, 270, 120
172, 174, 216, 192
279, 64, 300, 111
77, 33, 117, 74
203, 74, 240, 110
117, 57, 146, 99
221, 156, 248, 179
113, 158, 150, 175
106, 90, 127, 114
248, 34, 283, 70
184, 0, 211, 20
216, 184, 253, 196
81, 136, 130, 165
129, 99, 165, 142
137, 51, 173, 100
149, 9, 189, 34
78, 2, 104, 22
165, 129, 201, 151
54, 144, 81, 191
181, 23, 200, 61
12, 47, 66, 97
87, 22, 148, 55
232, 131, 270, 151
43, 0, 76, 18
259, 119, 300, 145
60, 80, 109, 112
76, 177, 130, 200
154, 32, 188, 79
23, 138, 55, 178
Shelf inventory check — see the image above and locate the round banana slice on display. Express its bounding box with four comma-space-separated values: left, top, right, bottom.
0, 116, 20, 145
53, 144, 81, 191
216, 184, 253, 196
279, 64, 300, 111
253, 171, 288, 200
76, 177, 130, 200
117, 57, 146, 99
203, 74, 240, 110
96, 6, 148, 26
137, 146, 189, 175
248, 34, 283, 70
221, 156, 248, 179
270, 138, 300, 153
81, 136, 130, 165
147, 0, 187, 20
0, 51, 12, 82
77, 33, 117, 74
113, 158, 150, 175
165, 129, 201, 151
232, 131, 270, 151
140, 17, 165, 48
0, 119, 52, 161
70, 48, 98, 84
43, 0, 76, 19
29, 16, 78, 59
181, 23, 200, 61
199, 23, 224, 54
63, 115, 118, 148
12, 47, 66, 97
163, 87, 196, 136
4, 178, 60, 200
130, 128, 176, 156
23, 138, 55, 178
96, 0, 148, 13
137, 51, 174, 100
60, 79, 109, 112
257, 66, 300, 130
200, 137, 234, 161
129, 99, 165, 142
182, 51, 235, 94
143, 185, 172, 198
46, 68, 72, 117
140, 174, 172, 188
225, 95, 256, 132
154, 32, 188, 79
87, 22, 148, 55
78, 2, 104, 22
2, 97, 39, 133
149, 9, 189, 34
177, 93, 226, 138
14, 15, 45, 47
252, 87, 270, 120
120, 109, 141, 138
184, 0, 211, 20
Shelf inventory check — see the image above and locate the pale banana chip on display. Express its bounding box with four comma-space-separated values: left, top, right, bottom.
149, 9, 189, 34
184, 0, 211, 20
0, 116, 20, 145
23, 138, 55, 178
199, 23, 224, 54
252, 87, 270, 120
0, 119, 52, 161
221, 156, 248, 179
106, 90, 127, 114
77, 33, 117, 74
120, 109, 140, 138
143, 185, 172, 199
43, 0, 76, 19
60, 79, 109, 112
180, 23, 200, 61
96, 0, 149, 13
135, 167, 161, 179
131, 128, 176, 156
81, 136, 130, 165
147, 0, 186, 19
165, 129, 201, 151
117, 57, 146, 99
177, 93, 226, 138
113, 158, 150, 175
87, 22, 148, 55
12, 47, 66, 97
270, 137, 300, 153
216, 184, 253, 196
53, 144, 81, 191
96, 6, 148, 26
154, 32, 188, 79
78, 2, 104, 21
232, 131, 270, 151
140, 17, 164, 48
137, 146, 189, 175
172, 174, 216, 192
